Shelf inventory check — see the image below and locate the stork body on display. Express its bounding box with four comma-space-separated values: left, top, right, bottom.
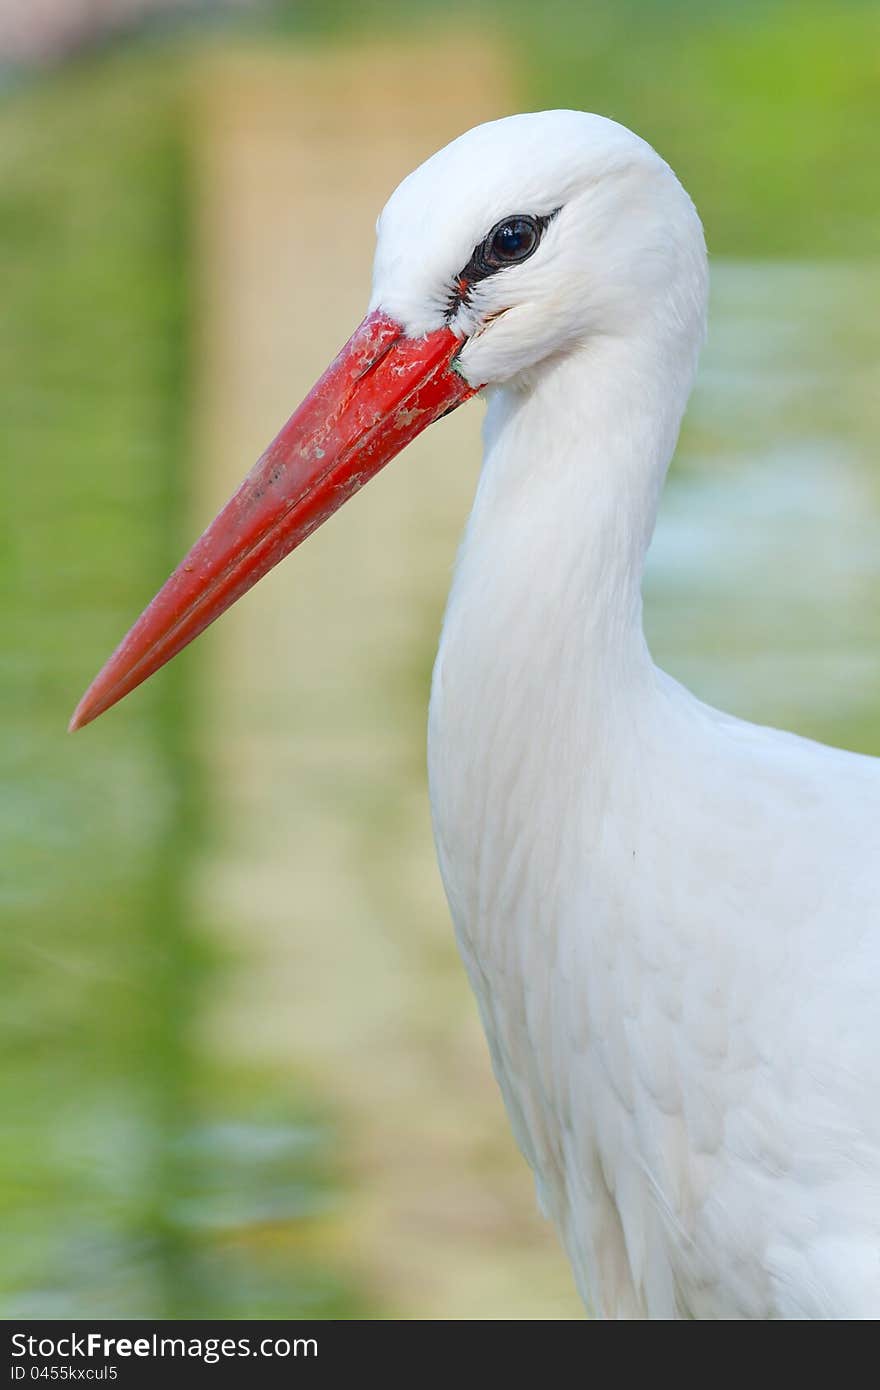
73, 110, 880, 1319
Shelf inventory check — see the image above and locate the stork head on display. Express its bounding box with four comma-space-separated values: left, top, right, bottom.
70, 110, 707, 732
372, 109, 707, 389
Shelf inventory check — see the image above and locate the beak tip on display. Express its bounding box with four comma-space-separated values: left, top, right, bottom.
68, 691, 97, 733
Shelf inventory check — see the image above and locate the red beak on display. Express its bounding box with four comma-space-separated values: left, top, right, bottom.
69, 310, 475, 732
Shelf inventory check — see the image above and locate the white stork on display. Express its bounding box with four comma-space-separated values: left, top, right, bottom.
71, 111, 880, 1319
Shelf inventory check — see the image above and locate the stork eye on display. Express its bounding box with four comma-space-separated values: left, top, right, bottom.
484, 216, 541, 268
446, 208, 558, 320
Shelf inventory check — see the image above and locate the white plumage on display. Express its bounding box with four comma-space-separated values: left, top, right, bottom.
370, 111, 880, 1318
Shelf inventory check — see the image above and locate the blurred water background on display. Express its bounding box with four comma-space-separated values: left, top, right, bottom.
2, 0, 878, 1319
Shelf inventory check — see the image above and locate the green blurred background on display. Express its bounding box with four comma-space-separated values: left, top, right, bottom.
2, 0, 878, 1320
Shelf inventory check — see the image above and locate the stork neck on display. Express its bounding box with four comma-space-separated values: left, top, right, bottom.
443, 333, 694, 701
429, 331, 698, 947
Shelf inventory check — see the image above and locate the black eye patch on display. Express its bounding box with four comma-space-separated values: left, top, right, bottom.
446, 208, 560, 320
